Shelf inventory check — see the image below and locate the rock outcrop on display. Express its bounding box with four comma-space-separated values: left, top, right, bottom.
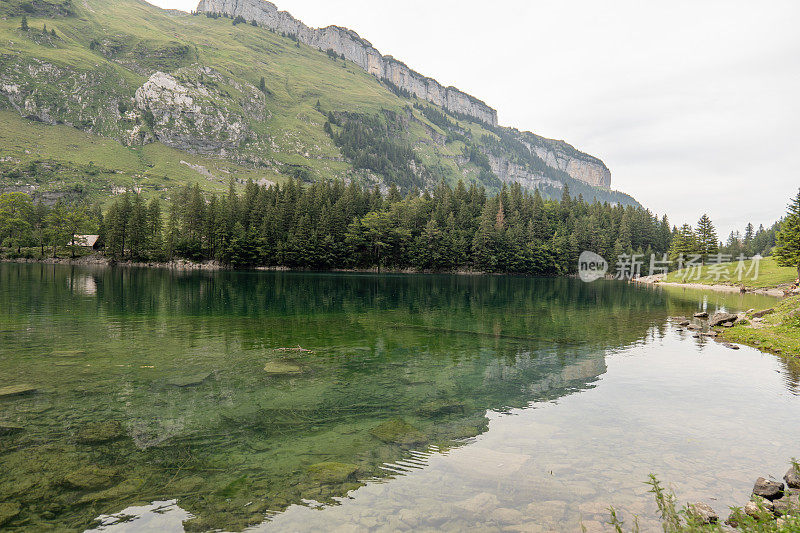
135, 67, 267, 156
196, 0, 497, 126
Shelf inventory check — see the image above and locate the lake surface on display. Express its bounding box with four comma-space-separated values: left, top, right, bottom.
0, 264, 797, 532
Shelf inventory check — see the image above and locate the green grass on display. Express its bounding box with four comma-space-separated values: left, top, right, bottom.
664, 257, 797, 289
0, 111, 285, 202
721, 295, 800, 358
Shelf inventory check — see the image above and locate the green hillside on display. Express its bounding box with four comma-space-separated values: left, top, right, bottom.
0, 0, 638, 206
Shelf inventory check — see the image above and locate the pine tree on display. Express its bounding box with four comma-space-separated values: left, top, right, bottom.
669, 224, 696, 262
20, 16, 28, 31
773, 189, 800, 280
258, 76, 266, 93
695, 214, 719, 263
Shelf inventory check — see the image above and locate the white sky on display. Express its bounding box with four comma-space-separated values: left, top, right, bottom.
148, 0, 800, 236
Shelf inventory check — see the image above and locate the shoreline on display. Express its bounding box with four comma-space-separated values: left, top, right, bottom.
0, 255, 498, 276
633, 274, 787, 298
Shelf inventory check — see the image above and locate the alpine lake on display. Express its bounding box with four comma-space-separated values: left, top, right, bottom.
0, 264, 798, 532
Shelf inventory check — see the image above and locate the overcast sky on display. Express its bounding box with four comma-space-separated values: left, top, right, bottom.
149, 0, 800, 237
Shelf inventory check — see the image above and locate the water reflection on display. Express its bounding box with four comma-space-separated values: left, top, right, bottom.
0, 264, 791, 532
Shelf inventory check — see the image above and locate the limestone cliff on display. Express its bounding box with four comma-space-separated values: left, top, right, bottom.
195, 0, 497, 126
194, 0, 612, 190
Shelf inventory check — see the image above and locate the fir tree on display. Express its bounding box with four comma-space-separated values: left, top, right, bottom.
773, 189, 800, 280
695, 214, 718, 263
20, 16, 28, 31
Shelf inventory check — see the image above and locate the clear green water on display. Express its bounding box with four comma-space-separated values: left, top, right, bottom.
0, 264, 796, 532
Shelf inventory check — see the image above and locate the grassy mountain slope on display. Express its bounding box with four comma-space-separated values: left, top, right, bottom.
0, 0, 639, 206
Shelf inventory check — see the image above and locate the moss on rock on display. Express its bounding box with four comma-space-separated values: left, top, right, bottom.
306, 462, 359, 484
263, 360, 304, 375
369, 418, 426, 445
64, 465, 117, 490
0, 501, 21, 527
75, 421, 124, 444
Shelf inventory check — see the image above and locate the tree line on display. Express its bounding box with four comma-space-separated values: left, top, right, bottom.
2, 183, 794, 276
0, 181, 667, 273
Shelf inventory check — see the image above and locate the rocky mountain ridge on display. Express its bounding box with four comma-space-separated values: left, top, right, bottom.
196, 0, 498, 127
194, 0, 611, 189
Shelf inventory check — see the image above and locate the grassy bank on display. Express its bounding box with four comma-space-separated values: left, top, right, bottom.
720, 296, 800, 358
664, 257, 797, 290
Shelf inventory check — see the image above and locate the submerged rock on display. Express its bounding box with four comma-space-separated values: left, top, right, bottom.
415, 400, 465, 417
0, 423, 24, 436
753, 477, 784, 500
167, 373, 211, 387
263, 361, 304, 375
687, 324, 702, 331
306, 462, 359, 484
0, 384, 37, 398
64, 465, 117, 490
77, 478, 144, 504
0, 502, 21, 527
370, 418, 426, 445
688, 502, 718, 524
76, 421, 124, 444
455, 492, 500, 514
785, 467, 800, 489
710, 312, 738, 327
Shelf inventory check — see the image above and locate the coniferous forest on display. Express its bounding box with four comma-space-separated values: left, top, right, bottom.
0, 180, 669, 273
0, 180, 781, 274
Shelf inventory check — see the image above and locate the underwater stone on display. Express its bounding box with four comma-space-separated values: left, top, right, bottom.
76, 421, 124, 444
77, 478, 143, 504
167, 373, 211, 387
0, 424, 24, 436
369, 419, 426, 445
306, 462, 359, 484
0, 502, 21, 526
415, 401, 465, 417
0, 384, 37, 398
263, 361, 304, 375
64, 465, 117, 490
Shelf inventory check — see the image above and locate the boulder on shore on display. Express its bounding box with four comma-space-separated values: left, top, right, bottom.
744, 499, 774, 519
710, 312, 738, 327
694, 312, 709, 319
785, 466, 800, 489
751, 308, 775, 319
772, 492, 799, 517
688, 502, 718, 524
753, 477, 784, 500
